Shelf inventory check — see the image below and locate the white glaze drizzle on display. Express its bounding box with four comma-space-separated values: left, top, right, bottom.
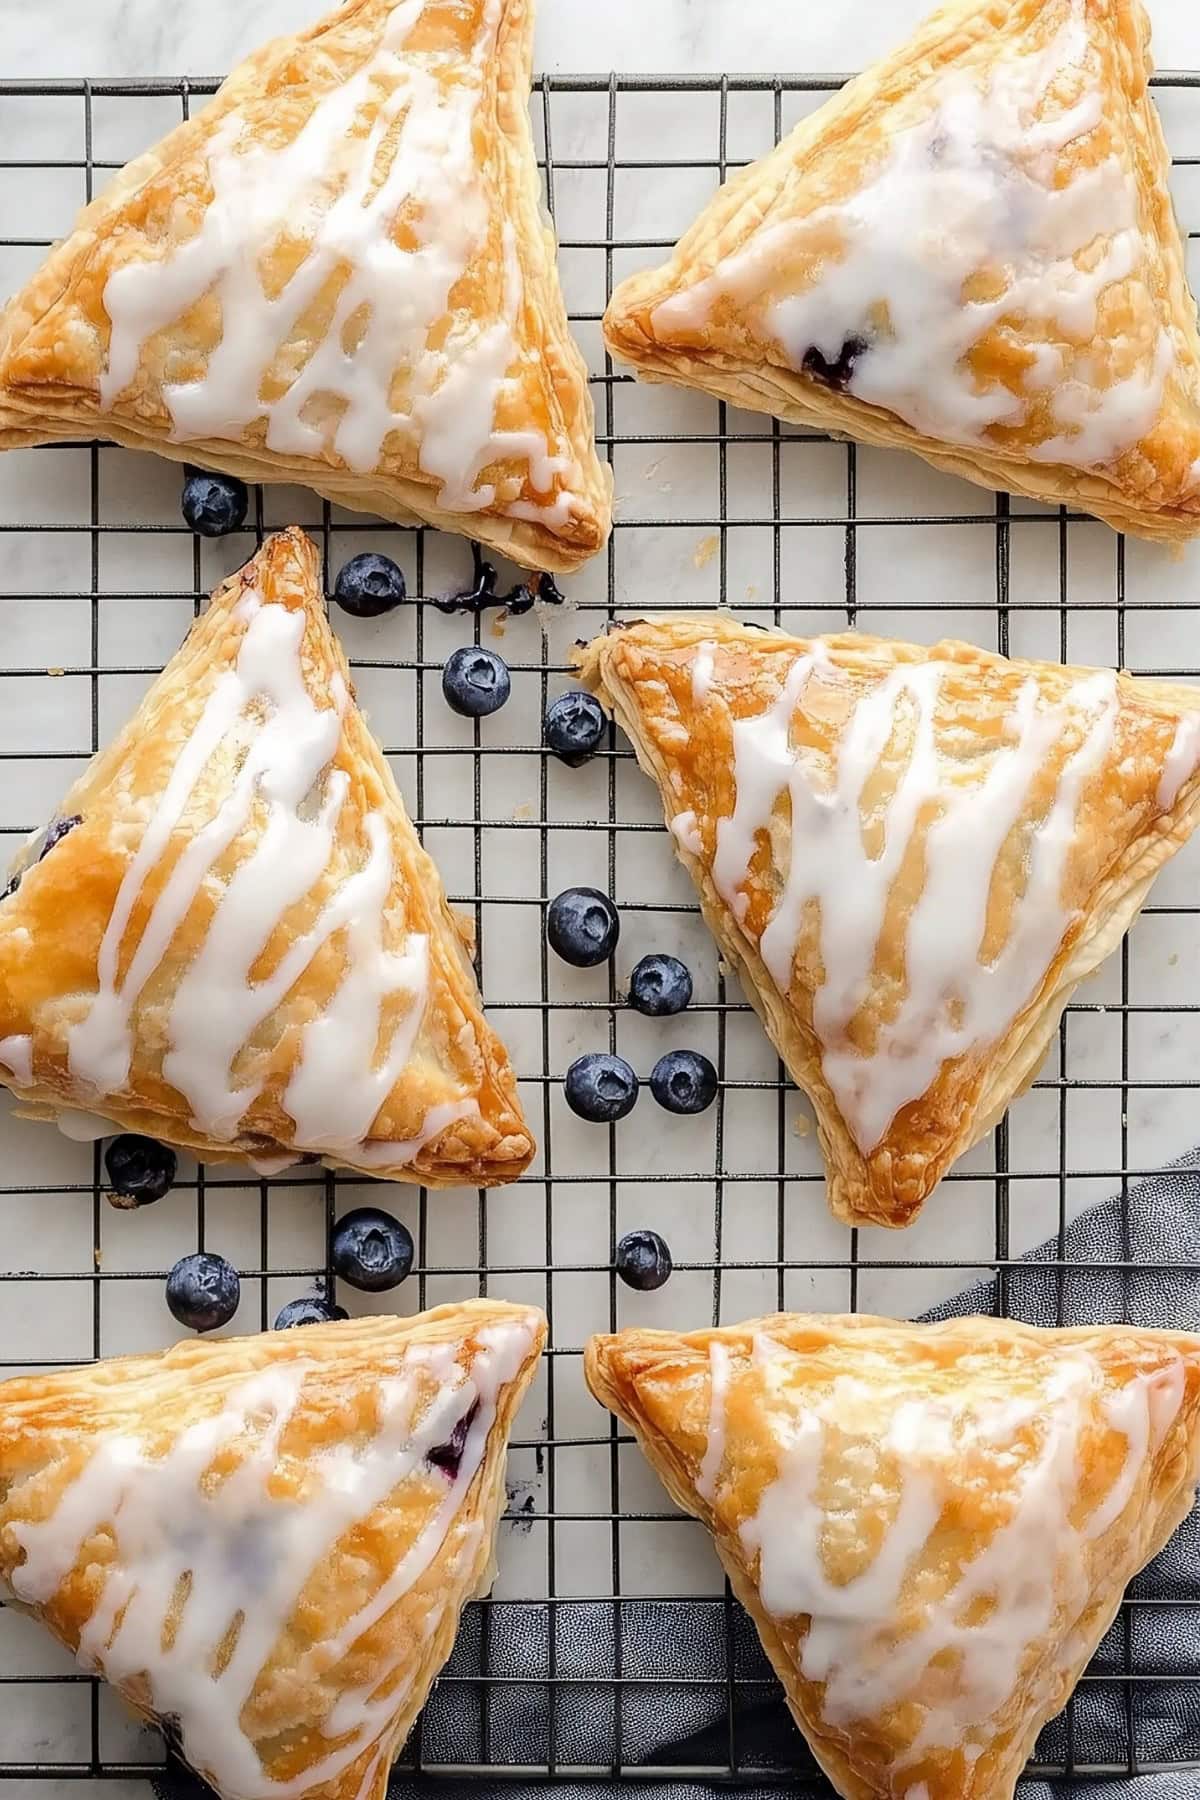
692, 642, 716, 705
0, 1033, 32, 1085
712, 651, 1118, 1153
653, 2, 1172, 471
695, 1341, 730, 1503
739, 1350, 1184, 1766
9, 1315, 537, 1800
670, 810, 704, 857
55, 1108, 119, 1144
350, 1097, 481, 1170
1157, 714, 1200, 811
99, 0, 578, 523
67, 585, 451, 1167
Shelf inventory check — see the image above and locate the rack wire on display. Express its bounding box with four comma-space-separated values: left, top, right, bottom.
0, 67, 1199, 1795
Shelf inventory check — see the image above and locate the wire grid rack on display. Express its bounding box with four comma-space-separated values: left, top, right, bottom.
1, 63, 1200, 1797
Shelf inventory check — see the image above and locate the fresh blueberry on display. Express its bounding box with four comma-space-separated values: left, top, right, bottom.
564, 1052, 639, 1123
442, 645, 511, 718
650, 1048, 718, 1115
166, 1252, 240, 1333
628, 954, 693, 1018
104, 1134, 177, 1208
544, 690, 606, 767
428, 1399, 480, 1480
333, 551, 408, 618
615, 1228, 673, 1292
180, 469, 248, 537
274, 1294, 350, 1329
331, 1207, 415, 1292
547, 887, 620, 967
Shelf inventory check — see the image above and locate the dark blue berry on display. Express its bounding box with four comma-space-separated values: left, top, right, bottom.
442, 646, 511, 718
1, 814, 82, 901
564, 1052, 639, 1123
331, 1207, 414, 1292
801, 336, 869, 392
274, 1294, 350, 1329
628, 954, 693, 1018
428, 1400, 480, 1480
333, 551, 407, 618
181, 469, 248, 537
105, 1134, 177, 1208
166, 1252, 240, 1333
650, 1048, 718, 1115
615, 1228, 673, 1292
547, 887, 619, 967
544, 690, 606, 767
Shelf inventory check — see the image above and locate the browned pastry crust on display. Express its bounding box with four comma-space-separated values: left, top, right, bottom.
0, 1301, 546, 1800
0, 0, 611, 574
577, 615, 1200, 1226
603, 0, 1200, 543
587, 1314, 1200, 1800
0, 528, 534, 1186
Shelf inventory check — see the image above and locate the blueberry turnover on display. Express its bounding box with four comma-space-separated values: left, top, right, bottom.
0, 1301, 545, 1800
0, 0, 611, 572
602, 0, 1200, 543
577, 615, 1200, 1228
0, 530, 533, 1188
587, 1313, 1200, 1800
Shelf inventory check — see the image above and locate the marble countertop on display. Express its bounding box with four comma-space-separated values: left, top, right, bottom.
12, 0, 1200, 77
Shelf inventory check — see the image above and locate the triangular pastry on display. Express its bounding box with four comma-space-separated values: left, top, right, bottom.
586, 1313, 1200, 1800
0, 528, 534, 1186
603, 0, 1200, 543
0, 0, 611, 574
577, 616, 1200, 1226
0, 1300, 546, 1800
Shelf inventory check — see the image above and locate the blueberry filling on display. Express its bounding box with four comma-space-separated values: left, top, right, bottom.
436, 541, 564, 615
2, 813, 81, 900
801, 336, 869, 392
427, 1399, 481, 1480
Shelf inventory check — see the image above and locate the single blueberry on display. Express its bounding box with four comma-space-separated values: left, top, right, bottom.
333, 551, 408, 618
628, 954, 693, 1018
544, 690, 606, 767
564, 1052, 639, 1123
650, 1048, 718, 1115
442, 645, 512, 718
181, 469, 248, 537
801, 336, 869, 392
615, 1228, 673, 1292
331, 1207, 415, 1292
274, 1294, 350, 1329
105, 1134, 177, 1208
428, 1399, 481, 1479
166, 1251, 240, 1333
546, 887, 620, 967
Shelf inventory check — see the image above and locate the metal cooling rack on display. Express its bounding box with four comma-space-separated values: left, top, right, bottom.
1, 67, 1200, 1794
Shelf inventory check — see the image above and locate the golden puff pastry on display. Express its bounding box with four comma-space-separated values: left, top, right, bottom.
0, 528, 533, 1186
0, 1299, 545, 1800
586, 1313, 1200, 1800
577, 616, 1200, 1227
0, 0, 611, 575
603, 0, 1200, 544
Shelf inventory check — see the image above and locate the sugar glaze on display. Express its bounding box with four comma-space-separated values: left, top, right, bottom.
729, 1346, 1184, 1764
67, 583, 463, 1169
654, 2, 1172, 471
8, 1315, 537, 1800
100, 0, 579, 525
711, 650, 1120, 1153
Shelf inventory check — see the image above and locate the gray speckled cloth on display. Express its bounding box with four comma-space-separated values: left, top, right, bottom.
153, 1154, 1200, 1798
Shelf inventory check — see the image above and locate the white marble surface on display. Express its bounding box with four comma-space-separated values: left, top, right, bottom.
1, 1, 1200, 1792
7, 0, 1200, 75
